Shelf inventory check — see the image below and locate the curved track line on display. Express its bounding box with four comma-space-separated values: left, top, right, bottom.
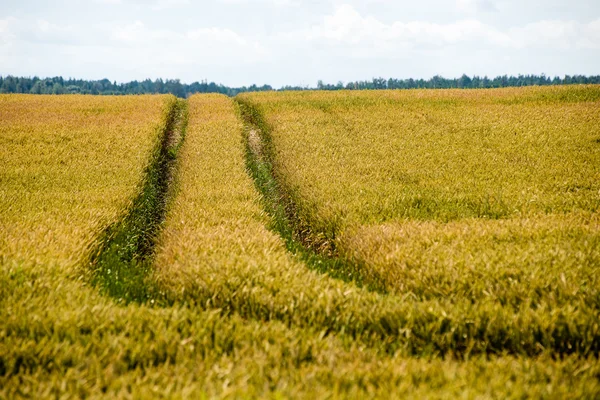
88, 98, 188, 304
236, 98, 387, 294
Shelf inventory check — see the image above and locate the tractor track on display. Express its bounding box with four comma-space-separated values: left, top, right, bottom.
88, 97, 188, 304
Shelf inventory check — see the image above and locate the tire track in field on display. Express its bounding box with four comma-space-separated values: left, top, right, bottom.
236, 98, 387, 293
88, 97, 188, 304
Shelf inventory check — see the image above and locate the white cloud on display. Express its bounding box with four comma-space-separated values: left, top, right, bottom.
92, 0, 190, 9
108, 20, 267, 57
151, 0, 190, 10
105, 20, 270, 71
456, 0, 498, 14
36, 19, 75, 37
1, 17, 83, 46
508, 18, 600, 50
218, 0, 299, 6
0, 2, 598, 86
578, 18, 600, 49
111, 20, 179, 43
0, 17, 18, 45
297, 4, 508, 51
509, 20, 578, 49
187, 27, 247, 45
296, 4, 600, 52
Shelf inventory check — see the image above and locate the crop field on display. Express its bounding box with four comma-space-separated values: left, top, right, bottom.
238, 87, 600, 341
1, 88, 600, 398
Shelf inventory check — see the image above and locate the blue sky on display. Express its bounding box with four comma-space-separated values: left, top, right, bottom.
1, 0, 599, 87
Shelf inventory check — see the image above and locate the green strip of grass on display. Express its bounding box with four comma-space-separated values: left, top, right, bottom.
236, 98, 387, 293
88, 98, 188, 304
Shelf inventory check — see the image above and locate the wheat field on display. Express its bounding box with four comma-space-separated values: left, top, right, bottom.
1, 89, 599, 398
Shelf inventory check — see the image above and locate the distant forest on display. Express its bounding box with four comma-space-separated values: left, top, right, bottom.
1, 74, 599, 97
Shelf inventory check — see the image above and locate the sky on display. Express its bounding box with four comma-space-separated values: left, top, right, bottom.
0, 0, 599, 87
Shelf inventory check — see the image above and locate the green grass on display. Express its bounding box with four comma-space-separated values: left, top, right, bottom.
237, 99, 377, 291
88, 97, 188, 304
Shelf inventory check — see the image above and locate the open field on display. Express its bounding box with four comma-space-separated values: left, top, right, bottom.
1, 89, 600, 398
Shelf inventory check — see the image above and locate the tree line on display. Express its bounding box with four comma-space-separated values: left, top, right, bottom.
1, 74, 599, 97
0, 76, 272, 97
